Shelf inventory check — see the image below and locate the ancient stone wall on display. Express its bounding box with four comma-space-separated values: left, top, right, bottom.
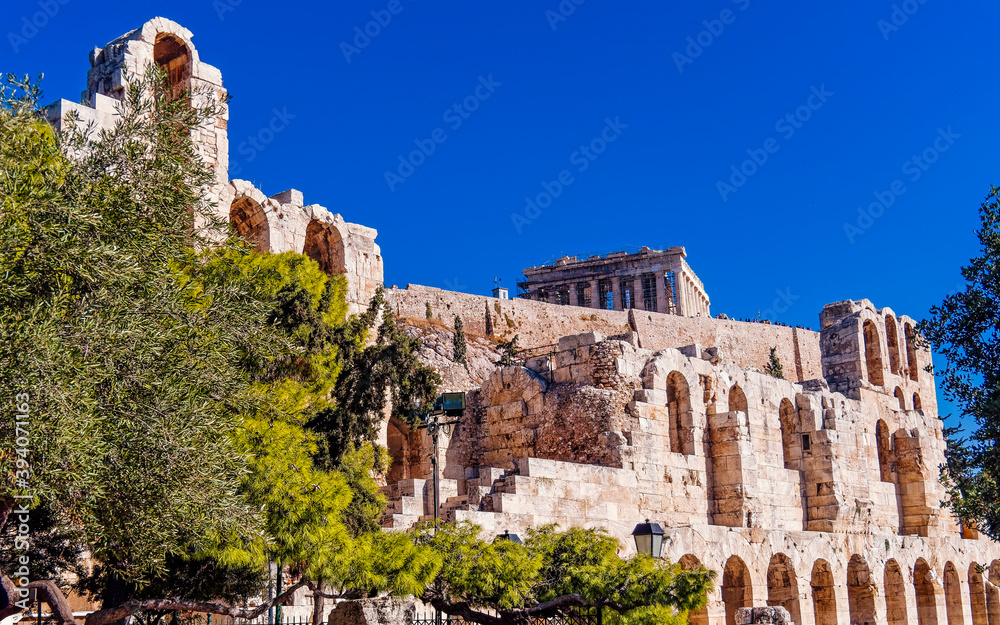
382, 300, 1000, 625
387, 284, 823, 383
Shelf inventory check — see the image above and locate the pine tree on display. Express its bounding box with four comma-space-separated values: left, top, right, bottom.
765, 347, 785, 379
453, 315, 468, 368
495, 335, 520, 367
921, 186, 1000, 540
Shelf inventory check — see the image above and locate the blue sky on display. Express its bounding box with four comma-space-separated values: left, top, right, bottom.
3, 0, 996, 424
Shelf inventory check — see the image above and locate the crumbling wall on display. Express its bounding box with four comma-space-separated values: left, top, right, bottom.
386, 285, 823, 383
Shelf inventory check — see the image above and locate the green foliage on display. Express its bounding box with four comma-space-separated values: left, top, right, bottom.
310, 286, 440, 464
765, 347, 785, 380
339, 443, 390, 538
415, 522, 714, 625
426, 302, 433, 319
0, 70, 439, 615
495, 335, 520, 367
453, 315, 468, 367
922, 186, 1000, 540
0, 70, 273, 593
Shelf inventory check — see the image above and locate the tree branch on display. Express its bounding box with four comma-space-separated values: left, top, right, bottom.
84, 580, 311, 625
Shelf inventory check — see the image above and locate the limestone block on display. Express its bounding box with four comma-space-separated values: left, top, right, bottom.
328, 597, 415, 625
557, 331, 604, 351
735, 607, 791, 625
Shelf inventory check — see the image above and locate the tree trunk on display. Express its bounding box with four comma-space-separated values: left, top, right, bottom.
311, 580, 325, 625
101, 572, 138, 625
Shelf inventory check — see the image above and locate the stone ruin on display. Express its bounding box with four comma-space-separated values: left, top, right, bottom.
40, 18, 1000, 625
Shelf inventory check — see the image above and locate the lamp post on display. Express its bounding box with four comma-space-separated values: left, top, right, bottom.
495, 529, 522, 544
631, 519, 665, 559
415, 393, 466, 530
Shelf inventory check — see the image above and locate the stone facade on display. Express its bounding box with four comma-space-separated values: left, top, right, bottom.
42, 17, 383, 316
39, 18, 1000, 625
519, 246, 711, 317
382, 292, 1000, 625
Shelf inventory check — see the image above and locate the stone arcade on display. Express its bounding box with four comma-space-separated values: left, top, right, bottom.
42, 18, 1000, 625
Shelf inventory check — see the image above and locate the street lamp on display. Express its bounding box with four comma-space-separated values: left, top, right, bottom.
415, 392, 467, 531
631, 519, 665, 558
495, 529, 522, 544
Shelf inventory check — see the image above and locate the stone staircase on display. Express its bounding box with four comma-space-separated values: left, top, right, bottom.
381, 467, 512, 528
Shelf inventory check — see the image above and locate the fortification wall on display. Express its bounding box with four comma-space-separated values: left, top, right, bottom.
387, 285, 823, 383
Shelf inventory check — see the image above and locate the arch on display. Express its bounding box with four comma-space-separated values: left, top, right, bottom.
723, 556, 753, 625
914, 393, 923, 411
667, 371, 692, 455
680, 555, 709, 625
987, 561, 1000, 625
303, 219, 347, 276
886, 315, 903, 375
969, 563, 988, 625
905, 323, 919, 381
153, 32, 192, 96
229, 195, 270, 250
895, 387, 907, 410
848, 554, 878, 625
729, 384, 748, 415
945, 562, 966, 625
767, 554, 801, 625
779, 398, 799, 470
386, 418, 412, 484
863, 319, 886, 386
876, 420, 893, 483
885, 559, 909, 625
812, 559, 838, 625
915, 559, 940, 625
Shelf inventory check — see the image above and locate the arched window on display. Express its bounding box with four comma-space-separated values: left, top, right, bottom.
914, 393, 923, 411
723, 556, 753, 625
303, 220, 347, 276
666, 372, 691, 455
905, 323, 919, 381
812, 559, 837, 625
767, 554, 802, 625
885, 560, 908, 625
914, 559, 940, 625
863, 320, 885, 386
153, 33, 192, 99
969, 563, 988, 625
229, 196, 269, 250
779, 398, 798, 470
894, 387, 906, 410
944, 562, 966, 625
876, 420, 892, 483
848, 555, 877, 625
729, 384, 748, 415
886, 315, 903, 375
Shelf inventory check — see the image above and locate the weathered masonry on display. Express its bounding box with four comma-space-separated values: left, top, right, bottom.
41, 18, 1000, 625
380, 293, 1000, 625
519, 246, 711, 317
42, 17, 383, 316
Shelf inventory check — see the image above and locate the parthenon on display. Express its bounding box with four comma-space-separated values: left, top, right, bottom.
518, 246, 712, 317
